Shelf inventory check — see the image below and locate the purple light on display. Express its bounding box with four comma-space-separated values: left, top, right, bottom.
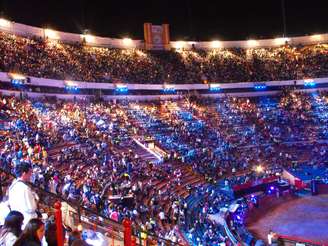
270, 186, 275, 190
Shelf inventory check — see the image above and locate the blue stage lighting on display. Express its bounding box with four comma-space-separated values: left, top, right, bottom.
304, 80, 316, 87
115, 87, 128, 93
115, 84, 128, 94
65, 85, 79, 93
209, 84, 221, 92
9, 74, 27, 86
162, 86, 176, 94
11, 79, 24, 85
64, 81, 79, 93
163, 88, 175, 93
209, 87, 221, 92
254, 83, 267, 90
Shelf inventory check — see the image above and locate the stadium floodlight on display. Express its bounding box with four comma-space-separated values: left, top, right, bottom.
247, 39, 258, 47
163, 84, 176, 93
304, 79, 316, 87
311, 34, 322, 41
9, 73, 27, 86
44, 29, 59, 39
174, 41, 186, 50
115, 83, 128, 93
116, 83, 127, 89
255, 165, 264, 173
0, 18, 11, 28
211, 40, 222, 49
64, 80, 77, 87
9, 73, 26, 80
81, 34, 95, 43
274, 37, 289, 45
122, 38, 133, 46
209, 83, 221, 92
64, 80, 79, 92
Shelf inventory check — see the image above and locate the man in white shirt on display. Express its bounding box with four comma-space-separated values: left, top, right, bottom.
159, 211, 166, 223
8, 163, 38, 227
267, 230, 278, 245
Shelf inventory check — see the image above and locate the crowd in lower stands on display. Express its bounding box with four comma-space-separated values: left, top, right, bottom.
1, 31, 328, 84
0, 89, 327, 245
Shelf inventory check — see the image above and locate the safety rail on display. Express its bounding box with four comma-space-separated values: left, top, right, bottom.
277, 234, 326, 246
223, 220, 239, 246
0, 166, 186, 245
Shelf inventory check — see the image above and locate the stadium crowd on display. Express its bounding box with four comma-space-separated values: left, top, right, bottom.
1, 31, 328, 84
0, 27, 328, 246
0, 89, 327, 245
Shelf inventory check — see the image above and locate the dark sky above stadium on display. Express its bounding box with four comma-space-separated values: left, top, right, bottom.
1, 0, 328, 41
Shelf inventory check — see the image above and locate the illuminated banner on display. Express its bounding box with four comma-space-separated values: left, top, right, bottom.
144, 23, 170, 50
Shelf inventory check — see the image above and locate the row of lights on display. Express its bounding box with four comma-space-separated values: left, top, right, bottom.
174, 37, 289, 49
304, 79, 316, 87
254, 83, 267, 90
64, 80, 79, 93
173, 35, 324, 49
0, 18, 134, 47
0, 17, 326, 49
162, 84, 176, 94
44, 28, 134, 47
10, 75, 316, 92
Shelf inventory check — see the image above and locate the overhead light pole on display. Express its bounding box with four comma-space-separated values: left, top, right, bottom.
281, 0, 287, 37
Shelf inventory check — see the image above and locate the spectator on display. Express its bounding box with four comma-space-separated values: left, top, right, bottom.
71, 239, 89, 246
0, 211, 24, 246
1, 31, 328, 84
8, 163, 39, 228
13, 218, 44, 246
0, 90, 327, 245
68, 230, 82, 246
44, 220, 57, 246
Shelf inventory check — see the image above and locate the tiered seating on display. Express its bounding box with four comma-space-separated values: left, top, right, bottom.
1, 91, 328, 245
2, 31, 328, 84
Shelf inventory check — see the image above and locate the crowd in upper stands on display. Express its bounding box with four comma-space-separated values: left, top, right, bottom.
1, 28, 328, 246
1, 31, 328, 84
0, 89, 328, 245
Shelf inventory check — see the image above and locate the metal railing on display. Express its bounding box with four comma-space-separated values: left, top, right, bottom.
277, 234, 325, 246
0, 166, 186, 245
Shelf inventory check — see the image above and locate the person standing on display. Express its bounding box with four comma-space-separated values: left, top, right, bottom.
8, 163, 39, 228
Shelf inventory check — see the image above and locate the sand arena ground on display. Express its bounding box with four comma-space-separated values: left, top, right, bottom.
246, 194, 328, 244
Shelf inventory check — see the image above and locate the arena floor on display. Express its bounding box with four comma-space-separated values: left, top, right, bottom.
246, 194, 328, 244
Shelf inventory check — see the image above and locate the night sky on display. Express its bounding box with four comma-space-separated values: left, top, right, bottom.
1, 0, 328, 41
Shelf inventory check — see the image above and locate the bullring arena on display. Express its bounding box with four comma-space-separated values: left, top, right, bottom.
1, 2, 328, 246
247, 194, 328, 244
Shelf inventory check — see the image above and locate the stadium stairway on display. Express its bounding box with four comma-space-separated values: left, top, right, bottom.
130, 140, 160, 164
